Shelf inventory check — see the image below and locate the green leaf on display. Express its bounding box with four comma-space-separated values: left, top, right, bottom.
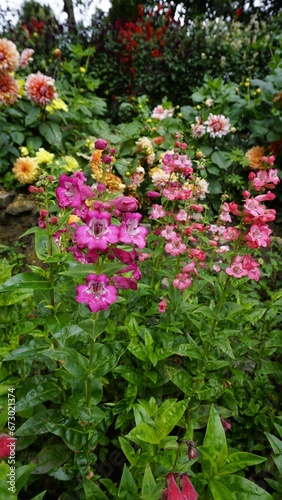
16, 378, 60, 411
141, 464, 156, 497
118, 437, 137, 466
127, 423, 160, 444
91, 343, 124, 378
211, 151, 232, 170
45, 421, 87, 451
155, 400, 187, 439
42, 347, 88, 380
39, 122, 62, 146
220, 452, 266, 475
209, 480, 235, 500
265, 432, 282, 454
79, 318, 108, 340
34, 229, 58, 260
16, 463, 37, 494
201, 405, 228, 476
25, 107, 40, 126
16, 409, 58, 436
0, 272, 50, 292
83, 480, 108, 500
30, 492, 47, 500
221, 475, 273, 499
117, 465, 138, 500
165, 366, 193, 395
32, 445, 71, 474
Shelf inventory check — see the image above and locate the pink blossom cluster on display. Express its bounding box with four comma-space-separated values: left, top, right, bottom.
55, 171, 148, 312
191, 113, 230, 139
147, 148, 279, 303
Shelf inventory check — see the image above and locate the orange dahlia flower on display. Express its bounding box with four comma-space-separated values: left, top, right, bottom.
245, 146, 266, 170
25, 72, 57, 106
12, 157, 39, 184
0, 73, 19, 105
0, 38, 20, 73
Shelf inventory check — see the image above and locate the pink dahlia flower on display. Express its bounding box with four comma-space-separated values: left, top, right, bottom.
0, 38, 20, 73
205, 113, 230, 138
0, 73, 19, 105
20, 48, 34, 68
25, 71, 58, 106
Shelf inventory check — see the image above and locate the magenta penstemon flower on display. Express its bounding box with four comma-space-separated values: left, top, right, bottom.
74, 210, 119, 251
76, 273, 117, 312
119, 213, 148, 248
56, 173, 95, 213
163, 473, 198, 500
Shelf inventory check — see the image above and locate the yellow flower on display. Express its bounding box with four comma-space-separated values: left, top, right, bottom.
12, 157, 39, 184
19, 146, 29, 156
46, 98, 68, 114
35, 148, 54, 165
79, 67, 86, 73
62, 155, 79, 172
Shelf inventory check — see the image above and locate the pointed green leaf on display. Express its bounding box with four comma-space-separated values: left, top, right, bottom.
221, 475, 273, 499
155, 400, 187, 440
220, 452, 266, 475
141, 464, 156, 497
127, 423, 160, 444
117, 465, 138, 500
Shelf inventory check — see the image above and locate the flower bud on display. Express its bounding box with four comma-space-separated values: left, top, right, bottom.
94, 138, 108, 150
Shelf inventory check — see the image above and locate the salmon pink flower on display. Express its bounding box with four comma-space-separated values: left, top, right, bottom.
165, 237, 187, 256
0, 73, 19, 105
173, 273, 192, 290
245, 224, 272, 248
158, 299, 167, 313
76, 274, 117, 312
0, 38, 20, 73
25, 71, 58, 106
20, 48, 34, 68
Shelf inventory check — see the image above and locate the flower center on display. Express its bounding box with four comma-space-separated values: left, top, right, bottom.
0, 52, 5, 61
89, 218, 107, 238
89, 281, 105, 298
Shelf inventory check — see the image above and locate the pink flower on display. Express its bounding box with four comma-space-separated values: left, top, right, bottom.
226, 255, 260, 281
245, 224, 272, 248
188, 249, 206, 261
110, 195, 138, 213
147, 190, 161, 198
0, 434, 16, 459
191, 117, 206, 138
25, 71, 58, 106
76, 274, 117, 312
161, 225, 177, 240
205, 113, 230, 138
0, 73, 19, 105
158, 299, 167, 313
74, 210, 119, 251
56, 172, 95, 214
112, 276, 137, 290
173, 273, 192, 290
119, 213, 148, 249
163, 473, 198, 500
165, 237, 187, 256
149, 204, 166, 219
223, 227, 240, 241
20, 48, 34, 68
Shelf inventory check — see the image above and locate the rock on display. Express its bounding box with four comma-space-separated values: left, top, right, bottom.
6, 194, 36, 215
0, 191, 16, 208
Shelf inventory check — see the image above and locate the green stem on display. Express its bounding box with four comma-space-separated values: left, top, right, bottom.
48, 233, 55, 310
86, 315, 97, 407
